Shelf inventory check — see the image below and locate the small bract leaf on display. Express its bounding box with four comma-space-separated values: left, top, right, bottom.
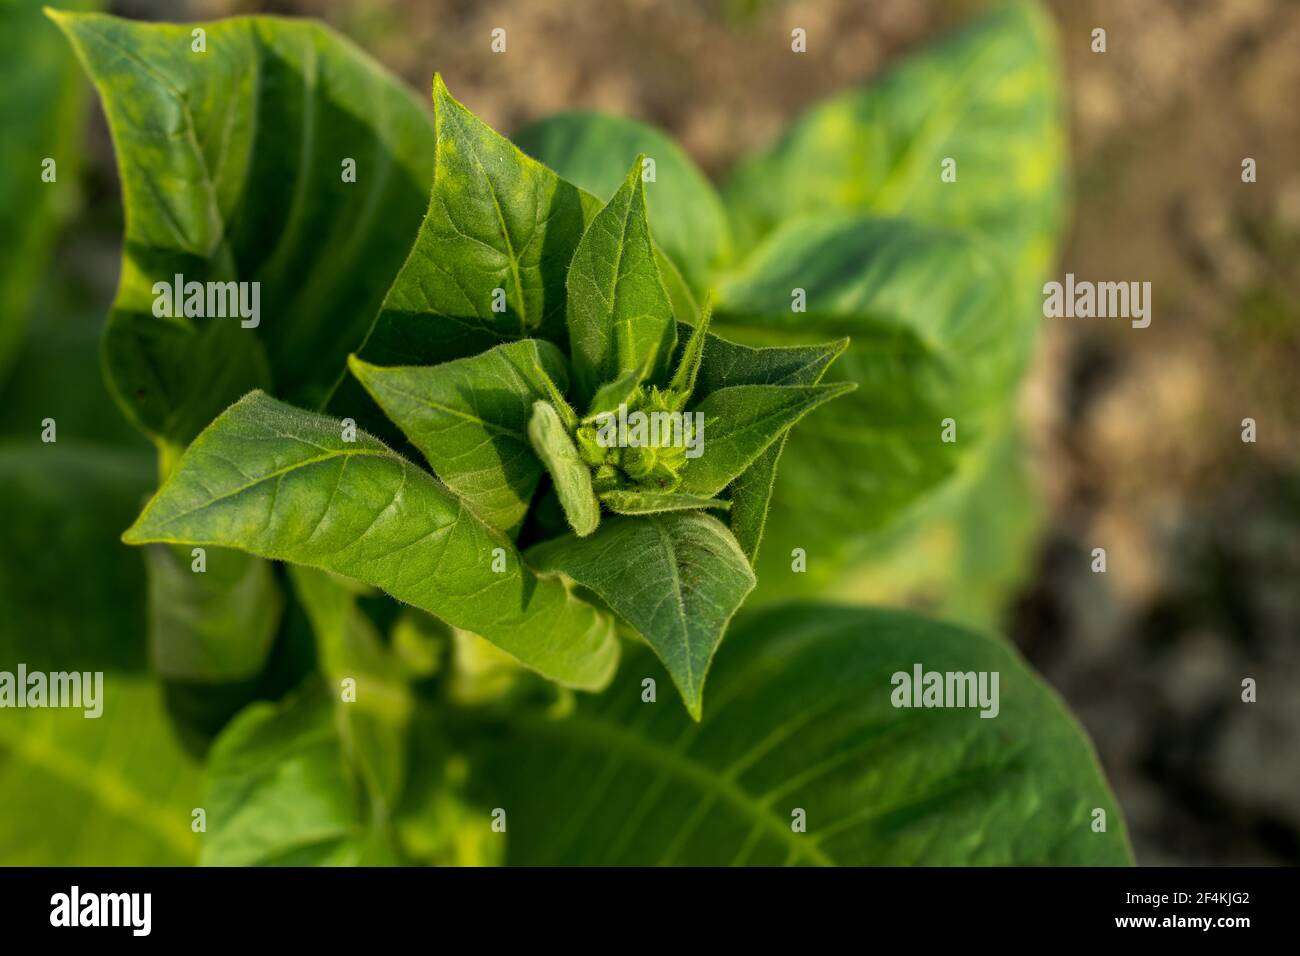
527, 400, 600, 537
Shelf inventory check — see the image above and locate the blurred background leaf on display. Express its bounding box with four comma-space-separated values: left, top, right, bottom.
0, 0, 98, 381
514, 111, 733, 293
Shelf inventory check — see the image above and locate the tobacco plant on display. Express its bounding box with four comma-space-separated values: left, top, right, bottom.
0, 1, 1133, 865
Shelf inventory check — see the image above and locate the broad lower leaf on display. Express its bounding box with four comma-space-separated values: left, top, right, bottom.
723, 0, 1067, 294
201, 682, 391, 865
566, 158, 676, 404
54, 11, 437, 451
600, 490, 730, 515
348, 339, 569, 536
527, 399, 600, 537
0, 0, 95, 382
351, 75, 597, 377
456, 603, 1133, 865
691, 332, 849, 560
527, 512, 756, 720
122, 391, 619, 690
0, 674, 204, 865
514, 110, 731, 292
715, 216, 1020, 579
679, 382, 854, 497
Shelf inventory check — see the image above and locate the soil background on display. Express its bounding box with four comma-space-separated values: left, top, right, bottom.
89, 0, 1300, 865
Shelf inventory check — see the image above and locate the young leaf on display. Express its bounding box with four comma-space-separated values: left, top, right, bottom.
584, 351, 652, 421
690, 332, 850, 560
667, 300, 711, 397
514, 110, 733, 292
527, 512, 755, 720
723, 0, 1066, 291
693, 330, 848, 396
565, 157, 677, 405
678, 382, 855, 497
52, 11, 437, 450
714, 216, 1018, 576
527, 400, 600, 537
454, 603, 1133, 865
348, 339, 569, 536
600, 490, 730, 516
122, 391, 619, 690
351, 75, 598, 376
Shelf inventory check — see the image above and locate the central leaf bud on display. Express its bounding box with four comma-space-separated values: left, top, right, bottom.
574, 385, 691, 493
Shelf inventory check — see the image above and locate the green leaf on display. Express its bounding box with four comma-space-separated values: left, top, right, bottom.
565, 157, 676, 405
144, 543, 282, 681
0, 673, 204, 865
691, 332, 849, 559
514, 110, 732, 292
122, 390, 619, 690
723, 0, 1067, 291
52, 11, 437, 451
693, 330, 848, 397
201, 682, 389, 865
456, 603, 1133, 865
821, 422, 1043, 633
600, 490, 730, 516
667, 300, 711, 397
678, 382, 854, 497
288, 566, 412, 815
348, 339, 569, 536
527, 399, 600, 537
351, 75, 597, 377
584, 352, 652, 421
0, 0, 96, 382
527, 512, 755, 720
714, 216, 1020, 577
